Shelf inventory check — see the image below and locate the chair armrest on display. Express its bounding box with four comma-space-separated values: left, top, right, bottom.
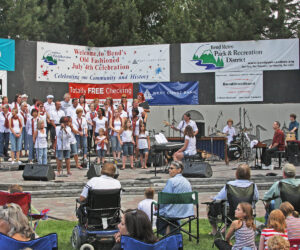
76, 198, 87, 206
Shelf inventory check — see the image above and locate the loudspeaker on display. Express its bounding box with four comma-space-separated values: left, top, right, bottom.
23, 164, 55, 181
287, 142, 300, 166
182, 161, 212, 178
87, 164, 119, 179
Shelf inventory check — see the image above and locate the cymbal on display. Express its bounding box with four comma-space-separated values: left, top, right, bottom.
241, 128, 253, 132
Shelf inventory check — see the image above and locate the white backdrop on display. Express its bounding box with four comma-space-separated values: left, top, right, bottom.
0, 70, 7, 100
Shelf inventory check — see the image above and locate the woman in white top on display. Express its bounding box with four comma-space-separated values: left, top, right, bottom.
55, 117, 72, 176
9, 108, 23, 164
33, 120, 47, 165
73, 109, 88, 161
26, 108, 39, 163
78, 95, 89, 117
93, 108, 108, 138
173, 125, 197, 161
95, 128, 108, 164
137, 123, 151, 169
118, 104, 128, 122
67, 117, 82, 169
37, 102, 49, 128
117, 118, 135, 170
10, 94, 22, 112
131, 108, 143, 159
86, 103, 97, 149
109, 110, 122, 161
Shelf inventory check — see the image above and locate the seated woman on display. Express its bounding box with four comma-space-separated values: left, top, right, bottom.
214, 202, 257, 250
0, 203, 35, 241
279, 201, 300, 240
173, 125, 196, 161
112, 209, 157, 249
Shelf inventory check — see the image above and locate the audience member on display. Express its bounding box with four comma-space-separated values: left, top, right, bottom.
138, 187, 156, 227
0, 203, 34, 241
267, 235, 290, 250
259, 209, 288, 250
209, 164, 259, 235
214, 202, 257, 250
279, 201, 300, 240
112, 209, 157, 250
157, 161, 194, 235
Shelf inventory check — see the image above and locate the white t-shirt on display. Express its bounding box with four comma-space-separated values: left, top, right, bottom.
44, 101, 55, 114
34, 130, 48, 148
184, 135, 197, 155
96, 135, 107, 150
72, 117, 88, 134
67, 126, 77, 145
138, 131, 149, 149
10, 102, 20, 111
138, 198, 156, 227
61, 100, 72, 113
120, 110, 128, 119
86, 111, 97, 130
78, 103, 89, 116
0, 112, 11, 133
66, 105, 79, 119
10, 118, 22, 134
26, 117, 39, 135
223, 125, 236, 144
121, 101, 132, 112
39, 113, 47, 127
128, 107, 144, 119
177, 120, 198, 136
111, 118, 122, 136
132, 117, 142, 136
122, 130, 133, 142
50, 109, 65, 125
55, 126, 72, 150
81, 175, 121, 198
93, 116, 108, 133
19, 111, 29, 127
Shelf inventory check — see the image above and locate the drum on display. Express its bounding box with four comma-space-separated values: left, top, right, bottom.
228, 144, 242, 161
286, 132, 296, 141
232, 134, 241, 144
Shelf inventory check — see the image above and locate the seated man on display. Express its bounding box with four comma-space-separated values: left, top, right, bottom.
263, 163, 300, 221
208, 164, 259, 235
156, 161, 194, 235
79, 162, 121, 202
261, 121, 285, 170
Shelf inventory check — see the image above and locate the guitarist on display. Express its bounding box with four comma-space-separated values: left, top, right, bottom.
170, 112, 198, 137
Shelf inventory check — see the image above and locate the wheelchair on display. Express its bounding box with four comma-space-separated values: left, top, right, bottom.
71, 189, 122, 250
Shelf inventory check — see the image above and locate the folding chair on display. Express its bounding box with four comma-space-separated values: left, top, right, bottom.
279, 182, 300, 214
0, 191, 49, 230
151, 191, 199, 243
120, 234, 183, 250
0, 232, 57, 250
289, 239, 300, 250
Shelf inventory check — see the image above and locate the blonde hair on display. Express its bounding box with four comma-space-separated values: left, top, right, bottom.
9, 184, 23, 194
0, 203, 34, 239
267, 235, 290, 250
268, 209, 286, 233
37, 120, 44, 130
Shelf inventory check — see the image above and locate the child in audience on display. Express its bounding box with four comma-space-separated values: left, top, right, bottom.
214, 202, 257, 250
259, 209, 288, 250
138, 187, 156, 228
279, 201, 300, 240
117, 118, 135, 170
267, 235, 290, 250
95, 128, 108, 164
137, 123, 150, 169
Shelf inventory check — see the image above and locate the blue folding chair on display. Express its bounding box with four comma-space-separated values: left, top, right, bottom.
120, 234, 183, 250
0, 233, 58, 250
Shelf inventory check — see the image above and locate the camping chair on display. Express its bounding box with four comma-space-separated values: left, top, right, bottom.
120, 234, 183, 250
0, 191, 49, 230
0, 232, 57, 250
279, 182, 300, 214
289, 239, 300, 250
151, 191, 199, 243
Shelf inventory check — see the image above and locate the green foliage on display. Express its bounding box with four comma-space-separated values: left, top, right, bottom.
0, 0, 298, 45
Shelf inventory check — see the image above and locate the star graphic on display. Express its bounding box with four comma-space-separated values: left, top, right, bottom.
42, 70, 49, 76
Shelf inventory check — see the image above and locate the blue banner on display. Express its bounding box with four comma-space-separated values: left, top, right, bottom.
139, 81, 198, 105
0, 39, 15, 71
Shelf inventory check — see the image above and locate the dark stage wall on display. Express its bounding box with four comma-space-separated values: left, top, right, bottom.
7, 41, 300, 104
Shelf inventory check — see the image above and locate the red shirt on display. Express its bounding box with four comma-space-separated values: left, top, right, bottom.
272, 129, 285, 151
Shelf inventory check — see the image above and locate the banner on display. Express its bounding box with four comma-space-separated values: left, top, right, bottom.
215, 72, 263, 102
37, 42, 170, 83
69, 82, 133, 104
0, 71, 7, 100
181, 38, 299, 73
139, 82, 198, 105
0, 39, 15, 71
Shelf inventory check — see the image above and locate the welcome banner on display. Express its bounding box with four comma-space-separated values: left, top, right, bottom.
139, 81, 199, 105
0, 39, 15, 71
37, 42, 170, 83
215, 72, 263, 102
181, 38, 299, 73
69, 82, 133, 104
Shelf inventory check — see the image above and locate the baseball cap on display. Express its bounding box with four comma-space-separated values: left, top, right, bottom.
47, 95, 54, 99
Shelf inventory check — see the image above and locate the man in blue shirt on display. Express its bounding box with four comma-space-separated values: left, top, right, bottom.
289, 113, 299, 140
156, 161, 194, 235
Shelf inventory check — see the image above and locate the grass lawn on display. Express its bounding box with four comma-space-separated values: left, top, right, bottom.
36, 219, 215, 250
